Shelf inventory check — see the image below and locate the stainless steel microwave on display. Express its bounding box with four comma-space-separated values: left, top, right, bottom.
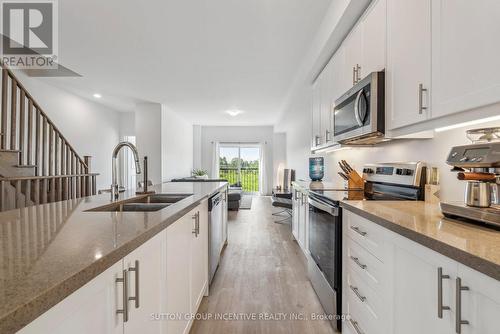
333, 71, 385, 145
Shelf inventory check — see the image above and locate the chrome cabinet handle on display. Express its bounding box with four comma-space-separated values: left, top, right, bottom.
350, 285, 366, 302
116, 269, 129, 322
350, 256, 367, 269
350, 225, 367, 236
192, 211, 199, 237
352, 66, 357, 85
418, 83, 428, 114
356, 64, 361, 82
437, 267, 450, 318
325, 129, 331, 142
128, 260, 140, 309
350, 318, 365, 334
455, 277, 469, 333
314, 135, 321, 146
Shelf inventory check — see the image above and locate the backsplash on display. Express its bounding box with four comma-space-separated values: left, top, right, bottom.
321, 120, 500, 202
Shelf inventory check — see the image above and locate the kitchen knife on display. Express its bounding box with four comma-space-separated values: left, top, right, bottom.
338, 172, 349, 181
338, 161, 350, 175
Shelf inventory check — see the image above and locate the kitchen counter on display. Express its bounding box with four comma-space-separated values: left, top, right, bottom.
340, 200, 500, 281
0, 181, 227, 334
292, 180, 349, 192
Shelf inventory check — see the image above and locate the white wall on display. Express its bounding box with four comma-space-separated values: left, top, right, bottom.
13, 71, 121, 190
199, 126, 274, 195
273, 132, 287, 187
161, 106, 193, 181
135, 103, 162, 185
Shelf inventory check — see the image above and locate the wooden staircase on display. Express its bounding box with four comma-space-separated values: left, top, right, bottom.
0, 64, 98, 211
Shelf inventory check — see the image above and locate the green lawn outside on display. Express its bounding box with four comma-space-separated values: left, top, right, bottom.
219, 167, 259, 192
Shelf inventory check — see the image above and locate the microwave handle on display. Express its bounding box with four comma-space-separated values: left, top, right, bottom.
354, 90, 364, 127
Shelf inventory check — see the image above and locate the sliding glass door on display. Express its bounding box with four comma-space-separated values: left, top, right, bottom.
219, 144, 260, 193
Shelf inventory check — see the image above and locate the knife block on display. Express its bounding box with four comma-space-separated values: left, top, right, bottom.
347, 171, 365, 190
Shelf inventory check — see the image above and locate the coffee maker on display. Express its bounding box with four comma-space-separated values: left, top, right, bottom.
440, 128, 500, 227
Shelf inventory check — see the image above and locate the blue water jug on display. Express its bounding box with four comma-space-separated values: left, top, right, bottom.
309, 157, 324, 181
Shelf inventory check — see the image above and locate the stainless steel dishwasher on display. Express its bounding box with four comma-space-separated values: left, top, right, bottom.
209, 192, 223, 285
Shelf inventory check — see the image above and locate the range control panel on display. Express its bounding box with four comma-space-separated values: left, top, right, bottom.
446, 142, 500, 168
362, 162, 425, 187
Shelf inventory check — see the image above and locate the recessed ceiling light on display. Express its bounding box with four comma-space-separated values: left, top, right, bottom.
225, 109, 244, 117
93, 93, 102, 99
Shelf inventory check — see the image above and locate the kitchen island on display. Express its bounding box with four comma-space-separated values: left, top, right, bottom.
0, 181, 227, 334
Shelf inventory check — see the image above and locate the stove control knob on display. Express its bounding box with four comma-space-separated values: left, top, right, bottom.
451, 151, 458, 158
460, 157, 469, 162
470, 157, 477, 162
476, 157, 483, 162
403, 169, 414, 176
396, 168, 403, 175
363, 168, 374, 174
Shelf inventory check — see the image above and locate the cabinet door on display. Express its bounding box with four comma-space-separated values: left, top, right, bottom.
343, 25, 363, 86
291, 190, 299, 240
320, 62, 333, 144
386, 0, 431, 129
392, 239, 456, 334
331, 46, 347, 102
166, 214, 192, 334
457, 265, 500, 334
431, 0, 500, 119
361, 0, 386, 75
191, 201, 208, 311
19, 261, 124, 334
297, 193, 308, 252
124, 230, 167, 334
311, 79, 322, 148
222, 190, 228, 245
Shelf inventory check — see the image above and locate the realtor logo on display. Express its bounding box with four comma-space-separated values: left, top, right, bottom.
0, 0, 58, 69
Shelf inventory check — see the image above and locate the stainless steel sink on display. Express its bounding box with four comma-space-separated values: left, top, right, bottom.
147, 194, 192, 203
86, 193, 192, 212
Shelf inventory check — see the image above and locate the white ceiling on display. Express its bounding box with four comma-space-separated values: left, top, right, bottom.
41, 0, 332, 125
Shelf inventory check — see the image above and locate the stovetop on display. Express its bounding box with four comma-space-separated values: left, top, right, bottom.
309, 188, 364, 205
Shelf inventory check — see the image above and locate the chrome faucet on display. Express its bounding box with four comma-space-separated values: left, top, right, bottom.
111, 142, 141, 200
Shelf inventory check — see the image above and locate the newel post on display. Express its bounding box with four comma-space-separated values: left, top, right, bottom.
84, 156, 92, 195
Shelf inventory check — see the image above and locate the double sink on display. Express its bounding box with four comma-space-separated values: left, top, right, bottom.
88, 193, 193, 212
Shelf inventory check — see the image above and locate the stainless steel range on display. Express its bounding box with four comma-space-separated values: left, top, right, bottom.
441, 128, 500, 227
307, 161, 426, 331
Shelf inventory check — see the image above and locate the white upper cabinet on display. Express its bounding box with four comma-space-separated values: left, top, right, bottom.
311, 77, 322, 148
386, 0, 431, 130
343, 25, 363, 87
361, 0, 386, 76
331, 46, 347, 102
431, 0, 500, 119
321, 61, 334, 144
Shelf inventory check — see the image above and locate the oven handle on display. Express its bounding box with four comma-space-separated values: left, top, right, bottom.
308, 197, 339, 216
354, 90, 364, 127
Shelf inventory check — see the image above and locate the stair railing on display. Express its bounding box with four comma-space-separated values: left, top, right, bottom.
0, 63, 98, 211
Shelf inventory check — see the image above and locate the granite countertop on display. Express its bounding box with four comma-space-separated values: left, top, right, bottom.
0, 181, 227, 334
340, 200, 500, 281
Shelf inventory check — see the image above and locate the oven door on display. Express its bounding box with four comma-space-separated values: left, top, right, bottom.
308, 195, 341, 290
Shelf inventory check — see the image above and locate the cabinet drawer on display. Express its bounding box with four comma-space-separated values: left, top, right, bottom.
346, 293, 381, 334
346, 237, 388, 294
347, 266, 388, 334
345, 211, 388, 262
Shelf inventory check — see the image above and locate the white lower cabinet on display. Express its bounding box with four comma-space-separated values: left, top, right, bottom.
124, 230, 167, 334
343, 210, 500, 334
291, 189, 299, 240
391, 237, 457, 334
458, 265, 500, 334
291, 187, 309, 255
166, 202, 208, 334
19, 261, 125, 334
19, 201, 209, 334
19, 230, 168, 334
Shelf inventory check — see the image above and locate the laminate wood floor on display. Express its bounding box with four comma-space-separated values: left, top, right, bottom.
190, 196, 337, 334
